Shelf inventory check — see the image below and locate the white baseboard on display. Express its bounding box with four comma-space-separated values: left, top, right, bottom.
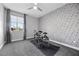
27, 37, 33, 39
49, 39, 79, 51
0, 42, 5, 49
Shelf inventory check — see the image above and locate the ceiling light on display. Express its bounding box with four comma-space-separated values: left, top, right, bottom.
33, 6, 37, 10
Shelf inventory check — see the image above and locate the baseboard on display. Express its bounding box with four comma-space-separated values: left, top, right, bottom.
27, 37, 34, 39
49, 39, 79, 51
0, 42, 5, 49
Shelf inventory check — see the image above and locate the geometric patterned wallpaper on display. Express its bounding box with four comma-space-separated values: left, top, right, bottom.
40, 3, 79, 48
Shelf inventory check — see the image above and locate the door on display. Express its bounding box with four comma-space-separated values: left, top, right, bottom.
10, 14, 24, 42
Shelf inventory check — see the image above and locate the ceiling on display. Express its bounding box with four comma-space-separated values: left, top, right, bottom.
3, 3, 66, 18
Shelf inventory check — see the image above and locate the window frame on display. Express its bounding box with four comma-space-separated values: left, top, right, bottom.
10, 11, 24, 31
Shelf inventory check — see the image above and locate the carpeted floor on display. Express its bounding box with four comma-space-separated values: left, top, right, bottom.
0, 40, 59, 56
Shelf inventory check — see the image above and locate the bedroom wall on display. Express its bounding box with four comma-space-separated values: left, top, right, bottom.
39, 3, 79, 48
0, 4, 5, 49
26, 15, 39, 39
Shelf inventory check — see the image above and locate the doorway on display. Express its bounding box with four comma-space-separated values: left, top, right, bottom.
10, 14, 24, 42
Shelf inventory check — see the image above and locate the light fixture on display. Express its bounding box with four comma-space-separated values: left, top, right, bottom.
27, 3, 42, 11
33, 3, 38, 10
33, 6, 37, 10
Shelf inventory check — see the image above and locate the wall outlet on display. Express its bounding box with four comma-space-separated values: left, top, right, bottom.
73, 41, 76, 43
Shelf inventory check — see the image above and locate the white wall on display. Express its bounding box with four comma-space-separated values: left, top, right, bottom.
26, 15, 39, 38
0, 4, 4, 49
39, 4, 79, 48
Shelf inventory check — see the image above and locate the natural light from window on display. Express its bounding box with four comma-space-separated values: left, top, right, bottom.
10, 15, 24, 31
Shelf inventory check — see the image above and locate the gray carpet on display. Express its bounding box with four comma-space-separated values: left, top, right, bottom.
0, 40, 59, 56
0, 40, 44, 56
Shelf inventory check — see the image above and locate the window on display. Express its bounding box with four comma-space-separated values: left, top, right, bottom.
10, 15, 24, 31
